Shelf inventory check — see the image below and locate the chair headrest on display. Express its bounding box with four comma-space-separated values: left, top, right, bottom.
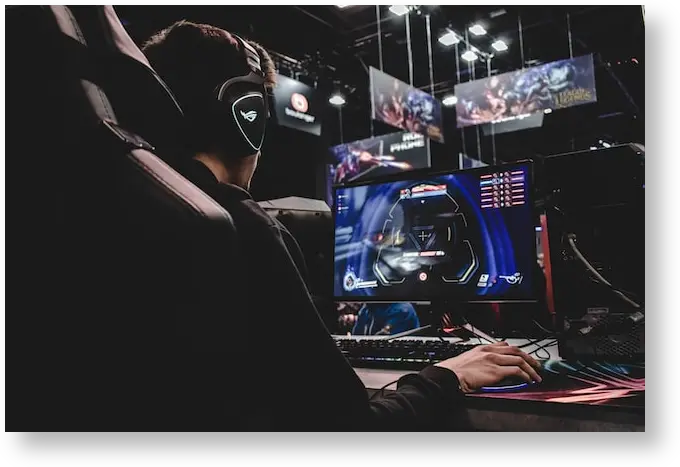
48, 6, 187, 162
51, 6, 151, 68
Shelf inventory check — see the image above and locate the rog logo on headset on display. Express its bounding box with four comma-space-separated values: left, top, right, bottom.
240, 110, 258, 123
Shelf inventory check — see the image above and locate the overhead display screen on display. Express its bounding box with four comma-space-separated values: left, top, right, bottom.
272, 74, 322, 136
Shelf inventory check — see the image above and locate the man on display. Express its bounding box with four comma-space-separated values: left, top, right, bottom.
143, 20, 542, 430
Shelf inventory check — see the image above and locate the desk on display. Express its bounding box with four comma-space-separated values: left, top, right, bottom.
353, 339, 645, 431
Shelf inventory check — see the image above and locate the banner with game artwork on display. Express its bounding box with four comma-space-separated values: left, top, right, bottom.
329, 131, 430, 184
455, 54, 597, 128
370, 67, 444, 143
481, 112, 544, 136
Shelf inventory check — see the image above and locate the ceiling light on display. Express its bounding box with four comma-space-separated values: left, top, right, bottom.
438, 30, 460, 46
442, 95, 458, 107
461, 50, 478, 62
336, 5, 351, 8
491, 39, 508, 52
329, 94, 346, 107
388, 5, 410, 16
468, 24, 487, 36
543, 108, 552, 114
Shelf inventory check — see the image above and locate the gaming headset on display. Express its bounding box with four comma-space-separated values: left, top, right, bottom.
204, 34, 269, 158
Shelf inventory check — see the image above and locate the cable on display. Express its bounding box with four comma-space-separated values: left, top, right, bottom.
384, 325, 432, 341
460, 319, 498, 344
517, 338, 546, 350
586, 275, 642, 301
369, 378, 401, 400
529, 339, 558, 360
532, 319, 556, 337
566, 234, 641, 309
435, 328, 448, 343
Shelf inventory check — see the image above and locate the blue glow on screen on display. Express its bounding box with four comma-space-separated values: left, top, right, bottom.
333, 164, 536, 301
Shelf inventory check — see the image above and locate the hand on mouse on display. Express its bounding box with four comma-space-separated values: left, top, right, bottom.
435, 341, 542, 393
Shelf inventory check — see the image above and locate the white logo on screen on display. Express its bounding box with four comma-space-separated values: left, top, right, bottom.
240, 110, 258, 122
499, 272, 523, 285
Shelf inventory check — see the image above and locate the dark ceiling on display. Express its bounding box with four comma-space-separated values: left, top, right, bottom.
116, 5, 644, 163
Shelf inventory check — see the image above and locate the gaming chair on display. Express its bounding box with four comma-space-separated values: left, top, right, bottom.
6, 6, 250, 430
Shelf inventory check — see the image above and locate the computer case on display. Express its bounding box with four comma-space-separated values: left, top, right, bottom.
542, 144, 645, 361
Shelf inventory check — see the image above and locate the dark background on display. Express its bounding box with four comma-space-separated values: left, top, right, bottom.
116, 5, 644, 202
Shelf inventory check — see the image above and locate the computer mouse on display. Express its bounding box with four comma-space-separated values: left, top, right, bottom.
478, 376, 540, 393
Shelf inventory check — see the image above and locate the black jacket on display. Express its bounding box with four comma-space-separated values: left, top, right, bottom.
180, 159, 466, 431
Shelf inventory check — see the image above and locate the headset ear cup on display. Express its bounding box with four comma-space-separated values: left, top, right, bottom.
230, 92, 266, 151
204, 38, 268, 158
199, 94, 264, 159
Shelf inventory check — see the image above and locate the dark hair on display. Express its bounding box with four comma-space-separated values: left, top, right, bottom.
142, 20, 276, 152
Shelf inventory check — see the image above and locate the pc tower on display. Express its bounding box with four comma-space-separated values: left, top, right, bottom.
542, 144, 644, 361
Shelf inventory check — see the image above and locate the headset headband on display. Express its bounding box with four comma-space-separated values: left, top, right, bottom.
231, 34, 263, 77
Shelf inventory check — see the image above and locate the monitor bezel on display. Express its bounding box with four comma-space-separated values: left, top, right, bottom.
331, 159, 539, 304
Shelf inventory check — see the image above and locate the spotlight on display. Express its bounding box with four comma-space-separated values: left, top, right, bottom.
543, 108, 552, 114
438, 29, 460, 46
388, 5, 410, 16
461, 50, 478, 62
442, 95, 458, 107
491, 39, 508, 52
329, 94, 346, 107
468, 24, 487, 36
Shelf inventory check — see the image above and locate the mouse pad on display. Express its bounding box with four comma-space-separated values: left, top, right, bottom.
468, 360, 645, 408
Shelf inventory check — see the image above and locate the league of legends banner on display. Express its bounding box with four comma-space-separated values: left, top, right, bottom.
455, 54, 597, 128
329, 131, 430, 184
370, 67, 444, 143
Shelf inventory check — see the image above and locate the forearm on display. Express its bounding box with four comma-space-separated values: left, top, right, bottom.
365, 366, 466, 430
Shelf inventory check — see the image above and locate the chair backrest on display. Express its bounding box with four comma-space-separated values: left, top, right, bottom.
6, 5, 248, 430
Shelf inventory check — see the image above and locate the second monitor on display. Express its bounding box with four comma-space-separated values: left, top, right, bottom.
333, 162, 538, 302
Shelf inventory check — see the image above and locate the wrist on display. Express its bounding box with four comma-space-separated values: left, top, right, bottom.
456, 374, 474, 394
435, 363, 472, 394
434, 363, 473, 394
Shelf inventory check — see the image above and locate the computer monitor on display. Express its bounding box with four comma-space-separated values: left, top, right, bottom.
333, 161, 538, 302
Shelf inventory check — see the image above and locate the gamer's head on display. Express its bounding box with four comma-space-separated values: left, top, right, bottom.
143, 21, 277, 190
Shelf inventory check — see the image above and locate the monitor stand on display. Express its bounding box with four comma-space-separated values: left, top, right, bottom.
431, 301, 498, 344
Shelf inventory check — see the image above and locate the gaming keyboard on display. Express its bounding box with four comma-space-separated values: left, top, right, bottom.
334, 337, 479, 370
